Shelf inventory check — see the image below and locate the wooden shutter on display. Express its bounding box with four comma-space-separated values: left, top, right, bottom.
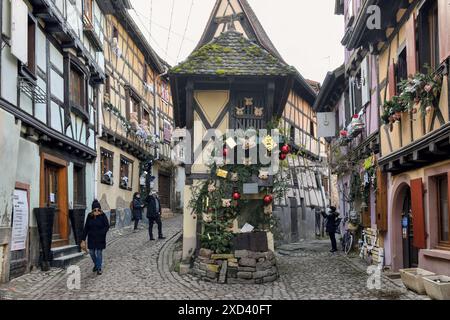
438, 0, 450, 63
406, 14, 417, 76
376, 168, 388, 232
361, 56, 370, 106
11, 0, 29, 63
411, 178, 427, 249
388, 61, 396, 97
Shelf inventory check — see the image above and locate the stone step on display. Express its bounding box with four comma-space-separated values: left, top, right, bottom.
51, 245, 80, 259
51, 252, 86, 269
161, 208, 174, 219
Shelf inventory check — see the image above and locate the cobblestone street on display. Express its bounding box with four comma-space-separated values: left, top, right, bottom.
0, 215, 425, 300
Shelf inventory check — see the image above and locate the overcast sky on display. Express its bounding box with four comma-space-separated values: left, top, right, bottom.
129, 0, 344, 83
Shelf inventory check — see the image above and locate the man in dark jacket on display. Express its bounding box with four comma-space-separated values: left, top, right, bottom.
321, 206, 340, 253
146, 191, 165, 241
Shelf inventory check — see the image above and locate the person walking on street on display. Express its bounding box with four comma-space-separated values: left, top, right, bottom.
146, 191, 165, 241
131, 192, 145, 231
81, 200, 110, 275
321, 206, 340, 253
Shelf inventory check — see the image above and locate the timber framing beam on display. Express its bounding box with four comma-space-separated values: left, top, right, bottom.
380, 123, 450, 175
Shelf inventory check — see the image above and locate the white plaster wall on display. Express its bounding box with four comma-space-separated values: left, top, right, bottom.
0, 109, 20, 227
85, 162, 95, 212
20, 93, 33, 115
15, 138, 40, 227
1, 46, 18, 106
175, 167, 185, 210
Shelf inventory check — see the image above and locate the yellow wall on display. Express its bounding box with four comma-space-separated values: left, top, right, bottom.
104, 16, 174, 146
192, 90, 230, 174
97, 140, 140, 210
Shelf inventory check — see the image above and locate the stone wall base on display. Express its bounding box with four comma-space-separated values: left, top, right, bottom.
190, 249, 279, 284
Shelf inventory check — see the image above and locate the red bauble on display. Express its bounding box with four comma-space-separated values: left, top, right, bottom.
281, 145, 290, 154
263, 195, 273, 205
223, 148, 228, 157
279, 153, 287, 161
233, 192, 241, 201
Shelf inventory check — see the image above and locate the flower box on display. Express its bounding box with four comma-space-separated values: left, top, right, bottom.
423, 275, 450, 300
348, 117, 365, 138
399, 268, 436, 295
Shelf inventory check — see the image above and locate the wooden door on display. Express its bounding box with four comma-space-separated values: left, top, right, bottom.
40, 153, 69, 248
158, 174, 171, 208
45, 164, 61, 240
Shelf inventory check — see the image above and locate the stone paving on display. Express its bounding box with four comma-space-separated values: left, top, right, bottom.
0, 214, 427, 300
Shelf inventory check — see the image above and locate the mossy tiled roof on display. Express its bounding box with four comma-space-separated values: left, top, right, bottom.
170, 31, 296, 77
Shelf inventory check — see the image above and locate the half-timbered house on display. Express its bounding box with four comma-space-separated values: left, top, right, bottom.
343, 0, 450, 275
97, 1, 178, 228
169, 0, 329, 260
0, 0, 106, 282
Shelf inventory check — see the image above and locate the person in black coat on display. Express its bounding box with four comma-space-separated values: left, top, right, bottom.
131, 192, 145, 231
81, 200, 110, 275
145, 191, 165, 241
321, 206, 340, 253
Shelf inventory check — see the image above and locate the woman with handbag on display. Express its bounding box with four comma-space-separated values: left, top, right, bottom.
81, 200, 110, 275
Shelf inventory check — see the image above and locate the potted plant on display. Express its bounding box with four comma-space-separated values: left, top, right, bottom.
348, 114, 365, 137
423, 275, 450, 300
120, 176, 129, 189
399, 268, 436, 295
398, 68, 443, 117
103, 171, 113, 185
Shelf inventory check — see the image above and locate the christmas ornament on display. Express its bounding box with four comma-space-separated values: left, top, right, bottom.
279, 153, 287, 161
230, 173, 239, 182
217, 169, 228, 179
232, 192, 241, 200
254, 107, 264, 117
235, 106, 245, 116
208, 183, 216, 193
203, 213, 212, 223
222, 199, 232, 208
262, 135, 275, 152
263, 195, 273, 205
223, 147, 229, 157
226, 137, 237, 149
281, 145, 290, 154
259, 169, 269, 180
